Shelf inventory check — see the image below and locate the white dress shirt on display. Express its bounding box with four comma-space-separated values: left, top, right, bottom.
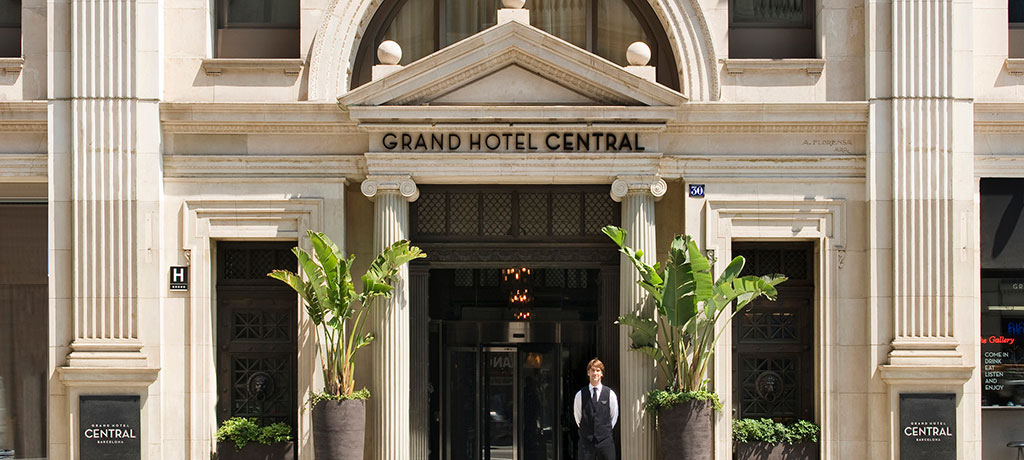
573, 383, 619, 428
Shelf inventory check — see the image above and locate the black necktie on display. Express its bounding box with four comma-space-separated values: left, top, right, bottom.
592, 387, 598, 401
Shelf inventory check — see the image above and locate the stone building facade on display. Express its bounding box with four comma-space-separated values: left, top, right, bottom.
0, 0, 1022, 458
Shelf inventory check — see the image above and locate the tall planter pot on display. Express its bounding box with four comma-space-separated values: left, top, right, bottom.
657, 399, 714, 460
312, 399, 366, 460
216, 441, 295, 460
733, 441, 819, 460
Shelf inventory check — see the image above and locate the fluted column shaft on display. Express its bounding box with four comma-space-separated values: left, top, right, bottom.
65, 0, 156, 364
362, 175, 418, 460
409, 266, 430, 460
610, 176, 666, 460
885, 0, 972, 363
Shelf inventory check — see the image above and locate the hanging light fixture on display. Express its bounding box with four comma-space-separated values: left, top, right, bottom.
502, 267, 534, 320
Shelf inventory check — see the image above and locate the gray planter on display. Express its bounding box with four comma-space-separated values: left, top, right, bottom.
733, 441, 819, 460
215, 441, 294, 460
657, 399, 714, 460
312, 399, 366, 460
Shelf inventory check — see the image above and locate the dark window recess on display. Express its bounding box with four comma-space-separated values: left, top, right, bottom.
352, 0, 680, 90
215, 0, 299, 58
729, 0, 815, 59
0, 0, 20, 58
1014, 2, 1024, 70
980, 179, 1024, 407
216, 242, 298, 454
732, 242, 815, 421
411, 186, 619, 243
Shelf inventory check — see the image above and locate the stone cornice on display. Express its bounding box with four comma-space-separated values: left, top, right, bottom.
722, 58, 826, 75
160, 102, 358, 134
976, 155, 1024, 177
162, 154, 363, 179
0, 101, 48, 133
0, 154, 48, 181
660, 154, 866, 180
346, 106, 676, 124
665, 102, 868, 134
200, 58, 304, 77
363, 151, 662, 184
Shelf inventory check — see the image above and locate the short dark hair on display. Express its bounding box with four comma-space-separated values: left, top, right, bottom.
587, 358, 604, 372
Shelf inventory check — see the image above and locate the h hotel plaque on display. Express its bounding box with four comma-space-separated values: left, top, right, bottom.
899, 393, 956, 460
79, 395, 141, 460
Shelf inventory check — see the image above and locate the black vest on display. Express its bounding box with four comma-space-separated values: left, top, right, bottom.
579, 385, 613, 443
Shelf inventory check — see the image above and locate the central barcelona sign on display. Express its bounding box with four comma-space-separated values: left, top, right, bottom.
380, 131, 647, 152
80, 395, 141, 460
899, 393, 956, 460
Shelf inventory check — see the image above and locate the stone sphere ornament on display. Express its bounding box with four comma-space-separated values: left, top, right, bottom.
502, 0, 526, 9
377, 40, 402, 65
626, 41, 651, 66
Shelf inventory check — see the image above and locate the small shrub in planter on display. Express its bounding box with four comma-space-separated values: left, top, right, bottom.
732, 418, 820, 460
214, 417, 294, 460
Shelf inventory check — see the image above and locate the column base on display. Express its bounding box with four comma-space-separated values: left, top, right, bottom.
886, 337, 964, 367
67, 339, 148, 368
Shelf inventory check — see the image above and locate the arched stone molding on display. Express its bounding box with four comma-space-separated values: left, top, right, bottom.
703, 199, 846, 460
307, 0, 719, 101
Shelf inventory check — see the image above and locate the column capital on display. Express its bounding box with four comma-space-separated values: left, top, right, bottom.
610, 176, 667, 202
361, 174, 419, 202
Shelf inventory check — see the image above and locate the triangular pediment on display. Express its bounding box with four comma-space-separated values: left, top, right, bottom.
340, 20, 686, 108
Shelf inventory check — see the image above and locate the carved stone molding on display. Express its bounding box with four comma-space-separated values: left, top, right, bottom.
0, 154, 47, 181
665, 122, 866, 134
162, 154, 363, 179
418, 246, 619, 266
609, 176, 667, 202
361, 174, 419, 202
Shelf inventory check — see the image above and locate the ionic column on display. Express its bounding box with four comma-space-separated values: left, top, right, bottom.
409, 265, 430, 459
361, 175, 419, 460
610, 176, 666, 460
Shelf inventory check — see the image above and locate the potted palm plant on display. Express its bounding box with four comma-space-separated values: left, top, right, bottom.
268, 230, 425, 460
602, 226, 786, 460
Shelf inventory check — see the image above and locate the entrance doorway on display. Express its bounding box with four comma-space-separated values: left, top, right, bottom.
438, 322, 598, 460
411, 186, 622, 460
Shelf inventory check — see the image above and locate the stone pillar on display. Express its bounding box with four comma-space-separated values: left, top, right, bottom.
609, 176, 666, 460
361, 175, 419, 460
60, 0, 158, 368
409, 265, 430, 460
868, 0, 976, 456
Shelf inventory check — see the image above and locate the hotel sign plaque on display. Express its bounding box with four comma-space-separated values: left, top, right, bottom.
79, 395, 141, 460
899, 393, 955, 460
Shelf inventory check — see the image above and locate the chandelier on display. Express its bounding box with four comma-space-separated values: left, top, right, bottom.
502, 267, 534, 320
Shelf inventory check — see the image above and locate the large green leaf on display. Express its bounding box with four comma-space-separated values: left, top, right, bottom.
616, 313, 657, 348
661, 236, 713, 328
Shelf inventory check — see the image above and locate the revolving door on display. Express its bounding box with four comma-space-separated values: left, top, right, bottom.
446, 344, 567, 460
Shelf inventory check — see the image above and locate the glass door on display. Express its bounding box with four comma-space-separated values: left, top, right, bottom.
483, 348, 517, 460
518, 345, 560, 459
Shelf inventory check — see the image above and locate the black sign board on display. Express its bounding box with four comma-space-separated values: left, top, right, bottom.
80, 395, 141, 460
170, 266, 189, 291
689, 184, 706, 198
899, 393, 956, 460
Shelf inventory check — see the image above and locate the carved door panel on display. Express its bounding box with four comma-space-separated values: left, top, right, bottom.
216, 242, 298, 427
731, 243, 815, 421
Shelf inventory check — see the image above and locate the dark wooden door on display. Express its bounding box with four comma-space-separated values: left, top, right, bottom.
216, 242, 297, 427
731, 242, 815, 421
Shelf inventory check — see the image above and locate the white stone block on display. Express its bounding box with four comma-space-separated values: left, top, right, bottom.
624, 65, 655, 82
497, 8, 529, 25
372, 64, 403, 80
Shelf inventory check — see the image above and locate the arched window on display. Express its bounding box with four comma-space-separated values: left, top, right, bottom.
352, 0, 679, 90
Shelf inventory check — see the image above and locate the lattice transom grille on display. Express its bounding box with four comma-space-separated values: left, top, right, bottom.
411, 188, 618, 241
222, 247, 294, 280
